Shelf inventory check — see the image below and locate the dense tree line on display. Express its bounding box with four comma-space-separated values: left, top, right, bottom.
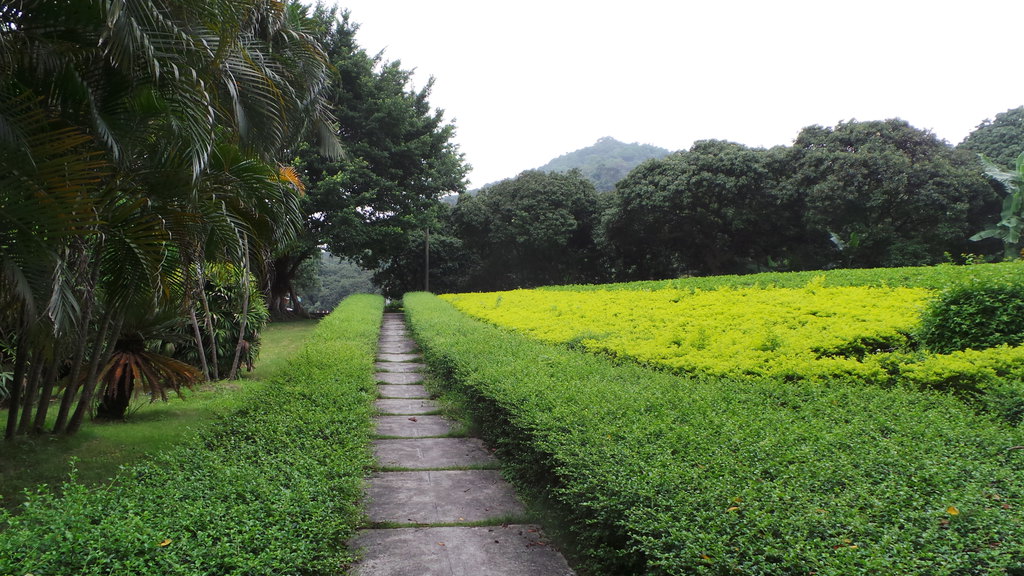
376, 116, 1016, 295
0, 3, 467, 438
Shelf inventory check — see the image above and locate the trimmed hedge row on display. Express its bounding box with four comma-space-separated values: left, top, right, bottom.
0, 294, 383, 575
544, 261, 1024, 292
405, 292, 1024, 575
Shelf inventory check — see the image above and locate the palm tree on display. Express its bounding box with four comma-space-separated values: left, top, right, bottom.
1, 0, 339, 438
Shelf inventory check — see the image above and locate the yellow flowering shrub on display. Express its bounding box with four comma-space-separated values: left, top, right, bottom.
442, 280, 930, 384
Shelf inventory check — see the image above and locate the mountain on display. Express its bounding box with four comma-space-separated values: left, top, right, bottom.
467, 137, 672, 195
536, 136, 671, 192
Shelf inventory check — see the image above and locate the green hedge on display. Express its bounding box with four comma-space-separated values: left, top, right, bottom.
918, 277, 1024, 354
0, 294, 382, 575
543, 261, 1024, 292
405, 292, 1024, 575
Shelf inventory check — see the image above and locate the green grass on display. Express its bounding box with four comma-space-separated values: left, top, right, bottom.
1, 296, 382, 575
0, 318, 320, 511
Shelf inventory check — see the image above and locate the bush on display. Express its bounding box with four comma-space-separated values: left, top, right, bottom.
918, 278, 1024, 354
405, 292, 1024, 576
0, 294, 382, 575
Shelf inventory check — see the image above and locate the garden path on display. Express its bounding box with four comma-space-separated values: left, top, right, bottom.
348, 312, 575, 575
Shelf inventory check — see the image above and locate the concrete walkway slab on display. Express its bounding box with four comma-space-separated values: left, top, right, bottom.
350, 525, 575, 576
376, 398, 439, 415
375, 372, 425, 385
373, 437, 496, 469
378, 384, 429, 398
378, 342, 419, 354
353, 312, 575, 575
375, 361, 426, 373
365, 470, 525, 523
375, 415, 456, 438
377, 353, 422, 363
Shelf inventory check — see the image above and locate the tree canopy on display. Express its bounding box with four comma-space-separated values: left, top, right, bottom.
270, 8, 468, 314
790, 119, 998, 268
959, 107, 1024, 169
602, 140, 800, 279
450, 170, 602, 291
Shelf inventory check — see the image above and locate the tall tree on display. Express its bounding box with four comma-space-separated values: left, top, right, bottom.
370, 201, 474, 297
602, 141, 797, 280
788, 119, 1000, 268
274, 9, 468, 313
451, 170, 602, 290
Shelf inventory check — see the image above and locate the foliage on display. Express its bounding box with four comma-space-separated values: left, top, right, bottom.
297, 9, 468, 273
918, 276, 1024, 354
405, 292, 1024, 575
450, 170, 602, 290
971, 152, 1024, 259
174, 264, 270, 378
294, 251, 378, 312
371, 202, 475, 298
602, 140, 807, 279
0, 295, 382, 575
788, 119, 999, 268
547, 260, 1024, 292
959, 106, 1024, 169
445, 262, 1024, 409
442, 281, 928, 385
534, 136, 670, 192
0, 0, 330, 437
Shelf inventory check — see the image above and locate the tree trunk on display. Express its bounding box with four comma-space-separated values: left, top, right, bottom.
269, 247, 317, 319
95, 366, 133, 420
197, 263, 219, 380
33, 357, 62, 433
229, 242, 251, 380
52, 328, 88, 434
5, 330, 28, 440
53, 254, 98, 433
17, 348, 44, 435
65, 312, 120, 435
189, 306, 211, 381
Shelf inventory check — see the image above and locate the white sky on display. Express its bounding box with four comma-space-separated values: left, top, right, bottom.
329, 1, 1024, 188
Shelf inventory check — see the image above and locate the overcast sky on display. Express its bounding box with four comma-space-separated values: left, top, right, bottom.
329, 1, 1024, 188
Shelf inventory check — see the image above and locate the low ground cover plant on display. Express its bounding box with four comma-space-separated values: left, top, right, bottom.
0, 295, 382, 575
441, 263, 1024, 412
443, 281, 928, 385
405, 292, 1024, 575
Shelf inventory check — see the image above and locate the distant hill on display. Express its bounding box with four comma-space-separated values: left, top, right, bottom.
536, 136, 671, 192
468, 136, 672, 195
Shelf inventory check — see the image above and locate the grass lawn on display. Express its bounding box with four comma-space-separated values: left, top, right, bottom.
0, 318, 320, 511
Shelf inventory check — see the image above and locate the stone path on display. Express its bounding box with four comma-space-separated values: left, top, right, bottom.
348, 312, 575, 575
